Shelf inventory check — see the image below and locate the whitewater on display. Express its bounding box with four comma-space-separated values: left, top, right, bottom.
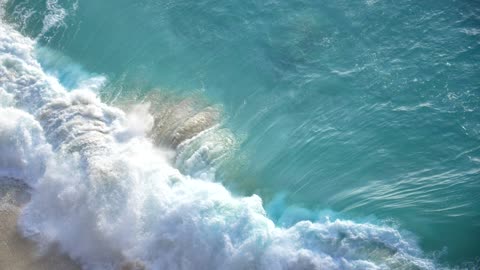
0, 6, 442, 270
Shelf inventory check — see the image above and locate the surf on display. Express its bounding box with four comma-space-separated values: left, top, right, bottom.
0, 17, 437, 270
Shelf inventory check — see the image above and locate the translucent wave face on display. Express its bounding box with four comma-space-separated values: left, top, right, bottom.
0, 19, 437, 270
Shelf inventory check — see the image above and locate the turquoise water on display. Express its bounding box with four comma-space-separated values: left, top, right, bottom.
2, 0, 480, 267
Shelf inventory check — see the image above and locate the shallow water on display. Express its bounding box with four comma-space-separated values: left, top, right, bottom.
0, 0, 479, 268
0, 178, 80, 270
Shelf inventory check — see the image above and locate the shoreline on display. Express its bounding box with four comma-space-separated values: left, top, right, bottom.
0, 178, 80, 270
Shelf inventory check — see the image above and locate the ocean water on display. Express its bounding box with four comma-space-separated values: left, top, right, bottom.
0, 0, 479, 269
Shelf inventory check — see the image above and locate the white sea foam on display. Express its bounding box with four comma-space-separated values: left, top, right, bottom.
42, 0, 67, 33
40, 0, 79, 40
0, 21, 437, 270
0, 108, 51, 186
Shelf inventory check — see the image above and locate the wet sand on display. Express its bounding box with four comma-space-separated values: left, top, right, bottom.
0, 178, 80, 270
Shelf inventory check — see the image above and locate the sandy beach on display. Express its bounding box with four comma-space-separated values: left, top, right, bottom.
0, 178, 80, 270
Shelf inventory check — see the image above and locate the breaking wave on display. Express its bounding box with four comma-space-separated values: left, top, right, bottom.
0, 16, 438, 270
